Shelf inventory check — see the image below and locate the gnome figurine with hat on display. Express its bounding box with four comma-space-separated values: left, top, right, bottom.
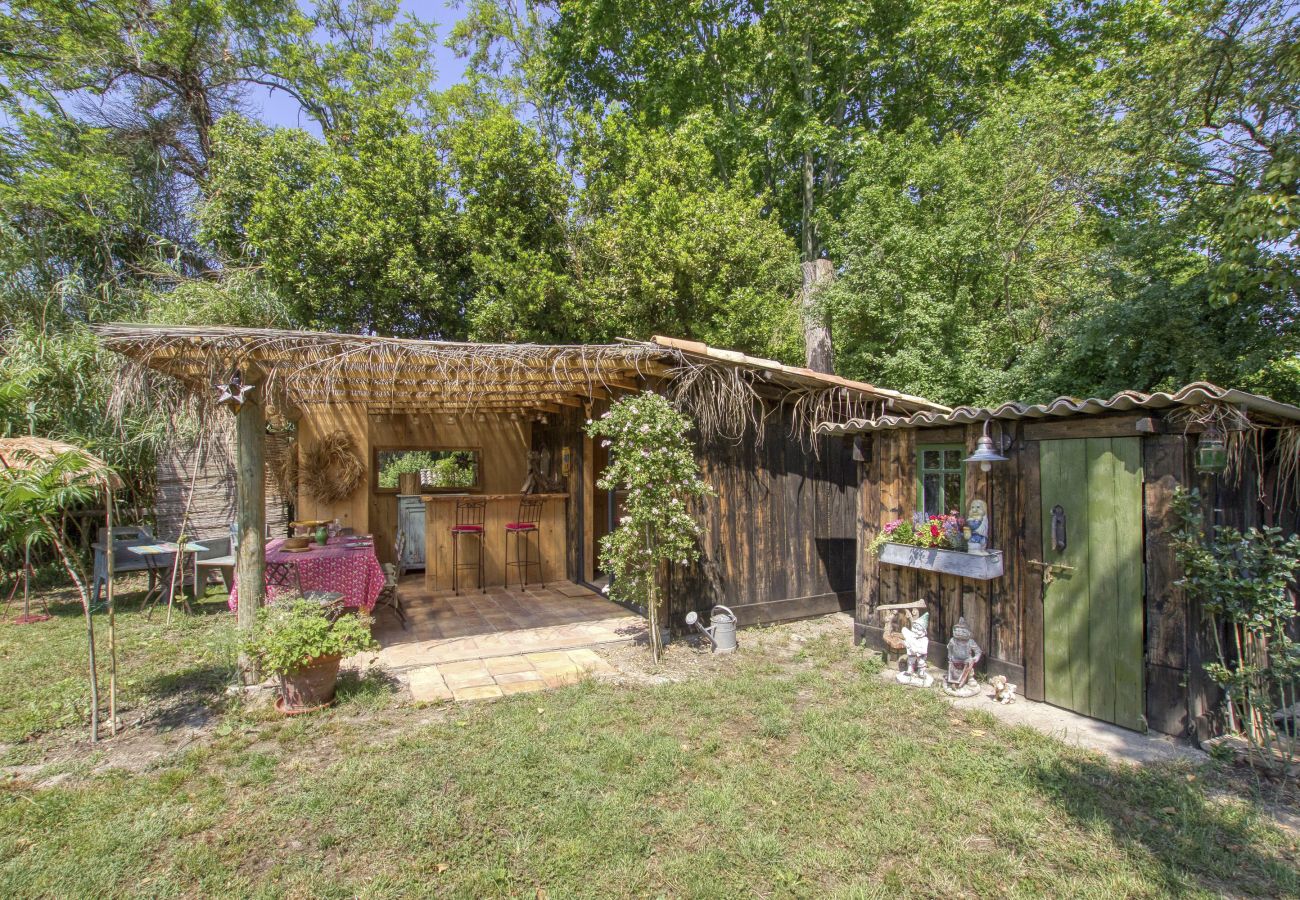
896, 612, 934, 687
943, 616, 983, 697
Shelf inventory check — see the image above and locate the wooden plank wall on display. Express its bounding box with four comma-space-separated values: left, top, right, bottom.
856, 417, 1295, 739
155, 425, 288, 541
856, 423, 1034, 687
666, 405, 858, 628
289, 406, 532, 565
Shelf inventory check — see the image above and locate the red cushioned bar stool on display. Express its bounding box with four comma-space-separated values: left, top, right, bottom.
451, 498, 487, 595
504, 496, 544, 589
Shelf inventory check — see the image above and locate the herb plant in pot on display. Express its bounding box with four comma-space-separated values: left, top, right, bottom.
245, 599, 378, 714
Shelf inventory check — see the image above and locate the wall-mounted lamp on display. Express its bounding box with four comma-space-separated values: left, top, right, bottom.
964, 420, 1010, 472
1194, 426, 1228, 475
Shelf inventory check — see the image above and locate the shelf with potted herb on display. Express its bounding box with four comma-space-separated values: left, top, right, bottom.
866, 512, 1004, 580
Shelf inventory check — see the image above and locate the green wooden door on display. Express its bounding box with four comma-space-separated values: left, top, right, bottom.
1039, 437, 1145, 730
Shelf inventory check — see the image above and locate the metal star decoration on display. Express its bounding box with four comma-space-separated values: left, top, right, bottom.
214, 371, 256, 412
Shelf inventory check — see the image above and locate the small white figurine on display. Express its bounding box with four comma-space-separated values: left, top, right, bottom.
965, 499, 990, 555
990, 674, 1017, 704
895, 612, 934, 687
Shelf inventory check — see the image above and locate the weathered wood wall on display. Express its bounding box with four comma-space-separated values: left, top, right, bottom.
854, 413, 1298, 739
855, 423, 1033, 687
666, 406, 859, 628
155, 425, 288, 541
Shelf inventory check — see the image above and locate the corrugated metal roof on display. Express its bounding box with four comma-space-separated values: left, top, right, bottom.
817, 382, 1300, 434
648, 336, 949, 414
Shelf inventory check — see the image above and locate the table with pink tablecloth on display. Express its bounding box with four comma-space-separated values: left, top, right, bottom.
229, 536, 384, 612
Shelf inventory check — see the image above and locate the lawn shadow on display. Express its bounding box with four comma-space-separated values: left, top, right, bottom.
335, 666, 402, 710
1027, 751, 1298, 896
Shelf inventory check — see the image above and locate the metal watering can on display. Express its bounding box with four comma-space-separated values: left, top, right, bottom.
685, 605, 738, 654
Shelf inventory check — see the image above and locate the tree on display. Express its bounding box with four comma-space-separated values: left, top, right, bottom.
571, 119, 803, 358
585, 393, 713, 663
200, 112, 469, 337
0, 449, 109, 741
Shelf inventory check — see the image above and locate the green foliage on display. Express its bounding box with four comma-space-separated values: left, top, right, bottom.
376, 451, 477, 489
571, 119, 803, 359
585, 393, 713, 659
0, 449, 101, 565
1171, 488, 1300, 763
201, 112, 468, 337
244, 600, 377, 676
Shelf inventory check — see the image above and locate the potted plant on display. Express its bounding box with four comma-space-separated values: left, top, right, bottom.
244, 599, 378, 713
867, 512, 1004, 580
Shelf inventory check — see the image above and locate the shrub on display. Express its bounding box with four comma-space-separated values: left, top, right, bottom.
244, 600, 378, 676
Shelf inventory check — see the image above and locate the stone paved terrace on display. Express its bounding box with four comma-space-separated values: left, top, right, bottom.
359, 576, 645, 701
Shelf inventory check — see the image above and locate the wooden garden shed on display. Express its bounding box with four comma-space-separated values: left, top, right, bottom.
820, 384, 1300, 739
96, 325, 943, 633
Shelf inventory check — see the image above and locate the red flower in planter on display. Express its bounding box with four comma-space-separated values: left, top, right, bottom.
930, 524, 940, 539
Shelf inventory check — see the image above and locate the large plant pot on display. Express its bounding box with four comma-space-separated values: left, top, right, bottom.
277, 653, 342, 713
878, 542, 1004, 580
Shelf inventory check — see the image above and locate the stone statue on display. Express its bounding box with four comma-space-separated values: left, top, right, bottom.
943, 616, 983, 697
965, 499, 990, 555
896, 612, 934, 687
989, 674, 1017, 704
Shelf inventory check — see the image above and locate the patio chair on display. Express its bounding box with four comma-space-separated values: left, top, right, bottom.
374, 531, 408, 629
191, 524, 236, 598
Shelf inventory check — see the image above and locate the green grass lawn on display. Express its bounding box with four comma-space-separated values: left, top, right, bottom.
0, 588, 1296, 898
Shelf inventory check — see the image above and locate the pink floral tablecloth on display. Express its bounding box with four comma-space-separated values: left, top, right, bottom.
229, 536, 384, 612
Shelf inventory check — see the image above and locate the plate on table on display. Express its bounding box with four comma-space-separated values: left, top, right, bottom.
281, 546, 314, 553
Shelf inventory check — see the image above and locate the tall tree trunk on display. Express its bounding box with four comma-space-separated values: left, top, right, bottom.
235, 377, 267, 684
800, 259, 835, 374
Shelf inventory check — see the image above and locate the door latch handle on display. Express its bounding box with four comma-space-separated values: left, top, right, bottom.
1027, 559, 1076, 585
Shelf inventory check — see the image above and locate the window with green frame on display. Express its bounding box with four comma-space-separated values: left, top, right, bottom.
917, 444, 965, 516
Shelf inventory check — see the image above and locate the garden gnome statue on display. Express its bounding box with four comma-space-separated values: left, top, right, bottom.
943, 616, 983, 697
896, 612, 934, 687
965, 499, 990, 555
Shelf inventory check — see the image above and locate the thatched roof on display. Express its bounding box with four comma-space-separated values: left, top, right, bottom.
0, 436, 122, 489
93, 324, 945, 439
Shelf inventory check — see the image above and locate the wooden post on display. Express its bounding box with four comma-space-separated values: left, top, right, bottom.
235, 369, 267, 684
106, 484, 117, 736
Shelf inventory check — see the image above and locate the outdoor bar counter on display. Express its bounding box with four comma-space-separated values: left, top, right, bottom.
422, 493, 568, 591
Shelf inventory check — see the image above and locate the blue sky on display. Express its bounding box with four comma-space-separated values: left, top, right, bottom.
247, 0, 468, 131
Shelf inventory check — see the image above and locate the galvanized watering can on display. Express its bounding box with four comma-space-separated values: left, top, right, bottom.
685, 605, 738, 654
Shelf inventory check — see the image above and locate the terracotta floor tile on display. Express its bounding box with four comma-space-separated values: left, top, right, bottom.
543, 671, 583, 688
493, 670, 544, 685
453, 683, 504, 702
498, 679, 548, 695
407, 667, 453, 702
485, 655, 534, 676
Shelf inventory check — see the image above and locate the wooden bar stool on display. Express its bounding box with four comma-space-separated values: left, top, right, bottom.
504, 497, 544, 589
451, 498, 487, 595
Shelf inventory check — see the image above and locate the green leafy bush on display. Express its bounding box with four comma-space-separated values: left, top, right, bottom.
377, 451, 477, 489
1172, 488, 1300, 768
244, 600, 377, 676
585, 392, 713, 661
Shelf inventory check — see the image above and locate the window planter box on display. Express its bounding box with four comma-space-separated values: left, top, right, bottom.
878, 542, 1004, 580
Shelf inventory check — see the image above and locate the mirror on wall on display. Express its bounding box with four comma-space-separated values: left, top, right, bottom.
374, 448, 481, 493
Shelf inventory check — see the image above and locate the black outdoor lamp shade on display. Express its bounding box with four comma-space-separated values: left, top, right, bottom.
965, 420, 1009, 471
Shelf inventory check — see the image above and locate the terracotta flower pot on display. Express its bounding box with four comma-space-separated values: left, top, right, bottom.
277, 654, 342, 713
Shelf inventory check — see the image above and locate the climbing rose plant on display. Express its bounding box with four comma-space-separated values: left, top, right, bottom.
585, 392, 713, 662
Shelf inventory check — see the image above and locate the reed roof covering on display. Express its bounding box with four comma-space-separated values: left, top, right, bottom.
94, 325, 944, 434
0, 436, 123, 489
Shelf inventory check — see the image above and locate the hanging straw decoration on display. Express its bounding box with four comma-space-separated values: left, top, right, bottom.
301, 431, 365, 503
